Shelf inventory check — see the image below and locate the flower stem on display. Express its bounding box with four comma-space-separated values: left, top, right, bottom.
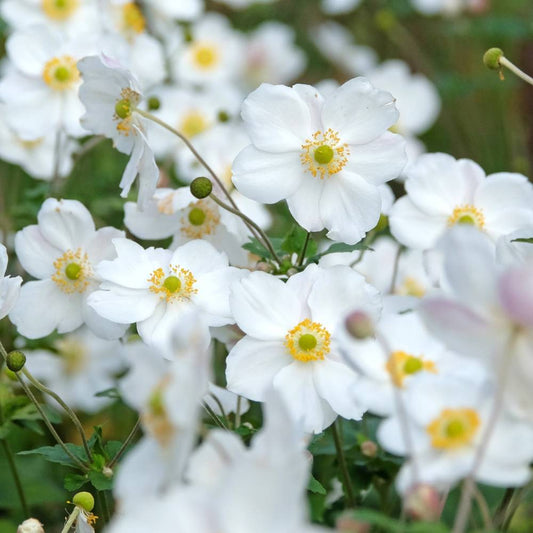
297, 232, 311, 267
107, 417, 141, 469
493, 488, 515, 528
331, 419, 355, 508
209, 193, 282, 264
499, 56, 533, 87
61, 507, 80, 533
1, 439, 29, 516
97, 491, 110, 524
22, 368, 92, 463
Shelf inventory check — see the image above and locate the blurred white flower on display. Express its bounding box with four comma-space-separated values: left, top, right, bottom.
0, 243, 22, 321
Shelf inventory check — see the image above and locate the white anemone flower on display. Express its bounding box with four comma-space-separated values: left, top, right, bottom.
232, 79, 406, 244
321, 0, 362, 15
77, 55, 159, 207
0, 243, 22, 320
9, 199, 126, 339
390, 153, 533, 250
226, 264, 381, 433
378, 375, 533, 494
88, 238, 244, 347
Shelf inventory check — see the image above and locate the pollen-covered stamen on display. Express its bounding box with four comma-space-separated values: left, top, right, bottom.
148, 264, 198, 303
179, 111, 210, 139
285, 318, 331, 362
52, 249, 93, 294
395, 277, 426, 298
143, 380, 173, 447
427, 408, 481, 449
447, 205, 485, 229
301, 129, 349, 179
180, 199, 221, 239
113, 87, 141, 136
190, 42, 219, 70
386, 350, 437, 387
42, 56, 80, 91
121, 2, 145, 35
41, 0, 79, 20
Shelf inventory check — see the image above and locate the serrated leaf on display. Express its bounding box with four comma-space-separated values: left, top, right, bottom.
308, 475, 327, 495
104, 441, 123, 460
281, 226, 318, 258
308, 242, 371, 263
64, 473, 88, 491
88, 470, 113, 491
18, 443, 88, 468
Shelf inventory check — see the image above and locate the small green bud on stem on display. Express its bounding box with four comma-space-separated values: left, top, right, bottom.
190, 177, 213, 199
483, 48, 504, 70
6, 350, 26, 372
72, 491, 94, 512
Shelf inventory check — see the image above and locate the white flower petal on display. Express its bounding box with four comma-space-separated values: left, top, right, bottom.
15, 225, 63, 279
286, 177, 325, 232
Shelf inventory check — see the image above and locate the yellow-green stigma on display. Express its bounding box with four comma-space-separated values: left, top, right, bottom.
314, 145, 334, 165
298, 333, 318, 351
403, 356, 423, 374
115, 98, 132, 119
65, 262, 82, 280
457, 215, 475, 225
163, 275, 181, 293
188, 207, 206, 226
54, 66, 70, 82
446, 420, 464, 438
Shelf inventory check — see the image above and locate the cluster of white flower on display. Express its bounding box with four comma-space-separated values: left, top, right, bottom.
0, 1, 532, 532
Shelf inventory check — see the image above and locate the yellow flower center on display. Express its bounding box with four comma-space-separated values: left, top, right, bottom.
42, 56, 80, 91
395, 277, 426, 298
427, 408, 481, 449
52, 249, 93, 294
179, 111, 210, 139
55, 338, 87, 374
191, 43, 219, 70
144, 380, 173, 447
301, 129, 350, 179
114, 88, 141, 136
41, 0, 79, 20
385, 350, 437, 388
18, 137, 45, 150
285, 318, 331, 362
147, 264, 198, 303
122, 2, 145, 34
447, 205, 485, 229
180, 200, 220, 239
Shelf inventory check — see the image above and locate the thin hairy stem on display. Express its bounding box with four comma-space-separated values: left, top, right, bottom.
297, 232, 311, 266
107, 417, 141, 469
1, 439, 29, 516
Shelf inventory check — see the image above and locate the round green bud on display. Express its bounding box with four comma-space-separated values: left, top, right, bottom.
65, 262, 81, 280
73, 491, 94, 512
345, 311, 375, 340
102, 466, 113, 478
314, 145, 334, 165
6, 350, 26, 373
147, 96, 160, 111
217, 110, 230, 123
298, 334, 317, 351
483, 48, 504, 70
190, 177, 213, 199
188, 207, 206, 226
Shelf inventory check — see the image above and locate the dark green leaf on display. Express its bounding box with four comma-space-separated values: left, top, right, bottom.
512, 237, 533, 244
280, 226, 318, 258
88, 470, 113, 491
18, 443, 88, 468
308, 242, 371, 263
64, 473, 88, 491
308, 475, 327, 495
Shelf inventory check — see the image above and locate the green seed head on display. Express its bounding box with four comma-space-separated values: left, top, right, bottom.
445, 420, 464, 438
403, 357, 423, 375
6, 350, 26, 373
483, 48, 504, 70
314, 145, 334, 165
54, 66, 70, 82
115, 98, 132, 119
163, 275, 181, 293
65, 262, 82, 280
188, 207, 206, 226
73, 491, 95, 512
457, 214, 475, 225
298, 333, 317, 351
190, 177, 213, 199
147, 96, 160, 111
217, 110, 230, 123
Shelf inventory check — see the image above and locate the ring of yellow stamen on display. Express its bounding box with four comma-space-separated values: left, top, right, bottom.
427, 408, 481, 449
41, 0, 79, 20
121, 2, 145, 35
143, 378, 174, 447
395, 277, 426, 298
147, 264, 198, 303
447, 205, 485, 229
190, 42, 219, 70
179, 111, 210, 139
42, 56, 80, 91
285, 318, 331, 362
386, 350, 437, 388
114, 87, 141, 136
52, 249, 93, 294
301, 129, 349, 179
180, 200, 220, 239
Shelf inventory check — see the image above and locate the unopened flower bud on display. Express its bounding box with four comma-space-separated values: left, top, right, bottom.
147, 96, 160, 111
217, 110, 230, 123
404, 484, 441, 522
190, 177, 213, 199
73, 491, 95, 512
345, 311, 375, 340
483, 48, 504, 70
336, 513, 370, 533
6, 350, 26, 372
102, 466, 113, 478
255, 261, 275, 273
17, 518, 44, 533
360, 440, 378, 458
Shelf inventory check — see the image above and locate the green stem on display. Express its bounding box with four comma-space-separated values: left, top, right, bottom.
493, 488, 515, 528
107, 417, 141, 469
209, 193, 282, 265
331, 419, 355, 508
235, 395, 242, 429
500, 56, 533, 87
297, 232, 311, 267
96, 491, 110, 524
60, 507, 80, 533
22, 368, 92, 463
1, 439, 29, 516
202, 402, 228, 430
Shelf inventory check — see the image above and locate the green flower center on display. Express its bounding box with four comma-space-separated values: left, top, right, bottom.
403, 356, 424, 375
446, 420, 465, 438
188, 207, 206, 226
298, 333, 318, 351
163, 275, 181, 293
65, 262, 82, 280
115, 98, 132, 119
314, 145, 334, 165
457, 215, 475, 225
54, 65, 70, 82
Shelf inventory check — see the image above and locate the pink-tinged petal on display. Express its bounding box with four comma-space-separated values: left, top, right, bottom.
171, 240, 228, 276
320, 171, 382, 245
273, 361, 337, 433
241, 83, 313, 152
498, 262, 533, 328
226, 337, 292, 401
85, 227, 125, 265
313, 358, 363, 420
87, 287, 160, 324
193, 267, 245, 327
9, 280, 82, 338
230, 271, 305, 340
321, 77, 399, 145
419, 297, 505, 361
286, 177, 325, 232
15, 226, 62, 279
0, 275, 22, 319
344, 131, 406, 185
232, 145, 304, 204
389, 196, 447, 249
37, 198, 95, 250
